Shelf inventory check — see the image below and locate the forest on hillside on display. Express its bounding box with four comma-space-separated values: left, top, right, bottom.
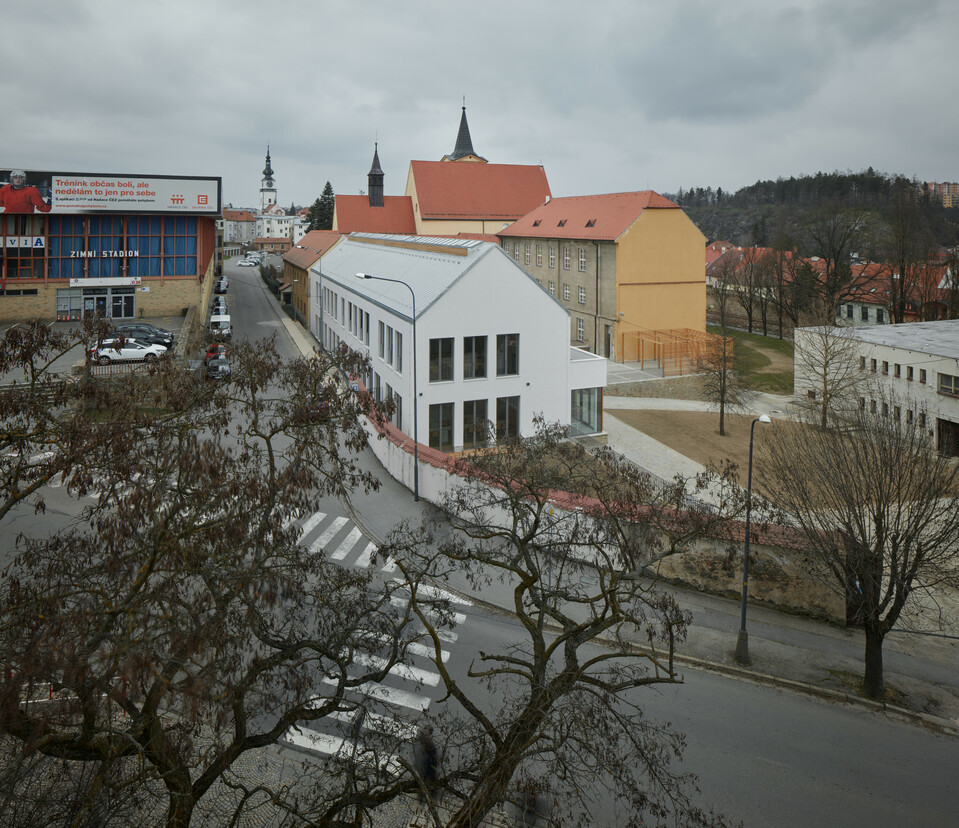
664, 169, 959, 253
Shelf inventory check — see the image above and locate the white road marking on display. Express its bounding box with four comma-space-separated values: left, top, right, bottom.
309, 517, 348, 554
298, 510, 327, 541
380, 556, 398, 573
354, 542, 377, 568
350, 653, 440, 686
320, 678, 431, 712
331, 526, 363, 560
390, 596, 467, 627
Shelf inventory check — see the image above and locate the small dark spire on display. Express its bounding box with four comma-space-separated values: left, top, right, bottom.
368, 142, 384, 207
262, 145, 274, 178
450, 106, 476, 160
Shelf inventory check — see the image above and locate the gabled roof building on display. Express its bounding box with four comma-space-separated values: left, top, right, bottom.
500, 191, 707, 363
310, 233, 607, 462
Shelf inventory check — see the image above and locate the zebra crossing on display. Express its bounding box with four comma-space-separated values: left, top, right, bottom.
282, 508, 471, 766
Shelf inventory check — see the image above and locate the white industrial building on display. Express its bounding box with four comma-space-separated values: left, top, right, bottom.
794, 319, 959, 456
310, 233, 607, 452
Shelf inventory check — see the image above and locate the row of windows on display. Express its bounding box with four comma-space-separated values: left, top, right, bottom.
428, 396, 520, 452
503, 240, 589, 272
845, 304, 886, 324
861, 357, 959, 399
1, 215, 199, 279
543, 281, 587, 304
863, 357, 928, 384
429, 334, 519, 383
859, 397, 927, 427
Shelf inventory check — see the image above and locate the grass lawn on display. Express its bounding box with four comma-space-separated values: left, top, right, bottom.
707, 326, 794, 395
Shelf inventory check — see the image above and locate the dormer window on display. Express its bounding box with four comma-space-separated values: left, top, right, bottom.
532, 219, 541, 227
557, 219, 567, 227
585, 219, 596, 228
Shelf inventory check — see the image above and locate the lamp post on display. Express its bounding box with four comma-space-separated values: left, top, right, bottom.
355, 272, 419, 501
735, 413, 770, 665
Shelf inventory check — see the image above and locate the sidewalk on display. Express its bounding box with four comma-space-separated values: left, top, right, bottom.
269, 287, 959, 734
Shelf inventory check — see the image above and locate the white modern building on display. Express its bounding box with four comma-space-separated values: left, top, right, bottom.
794, 319, 959, 456
311, 233, 607, 451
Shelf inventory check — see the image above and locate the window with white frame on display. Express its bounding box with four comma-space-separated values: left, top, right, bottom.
578, 286, 586, 304
563, 284, 570, 301
536, 244, 543, 266
579, 248, 587, 272
576, 317, 584, 341
563, 247, 570, 270
548, 247, 556, 268
524, 244, 531, 265
548, 281, 555, 296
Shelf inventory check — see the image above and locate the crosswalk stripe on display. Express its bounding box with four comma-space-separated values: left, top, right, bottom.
331, 526, 363, 560
329, 709, 419, 740
354, 542, 377, 568
380, 556, 398, 573
298, 510, 327, 541
282, 725, 403, 773
407, 641, 450, 663
350, 653, 440, 687
309, 517, 348, 554
390, 596, 467, 627
320, 678, 431, 712
410, 582, 474, 606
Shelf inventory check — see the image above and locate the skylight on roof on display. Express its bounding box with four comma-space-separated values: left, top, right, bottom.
557, 219, 566, 227
585, 219, 596, 228
532, 219, 541, 227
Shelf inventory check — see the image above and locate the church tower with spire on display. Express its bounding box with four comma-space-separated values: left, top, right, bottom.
260, 146, 277, 212
367, 143, 384, 207
442, 103, 487, 163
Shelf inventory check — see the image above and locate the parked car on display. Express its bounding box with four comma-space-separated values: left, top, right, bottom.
214, 279, 229, 293
90, 338, 167, 365
114, 323, 174, 348
204, 344, 229, 364
203, 357, 232, 381
238, 259, 257, 267
208, 314, 232, 340
211, 298, 229, 313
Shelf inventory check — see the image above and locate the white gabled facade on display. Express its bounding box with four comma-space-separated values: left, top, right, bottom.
794, 319, 959, 456
311, 233, 607, 452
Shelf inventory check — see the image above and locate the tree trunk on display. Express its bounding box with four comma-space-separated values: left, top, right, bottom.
862, 623, 885, 699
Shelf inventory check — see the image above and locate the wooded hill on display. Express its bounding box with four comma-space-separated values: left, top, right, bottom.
665, 169, 959, 252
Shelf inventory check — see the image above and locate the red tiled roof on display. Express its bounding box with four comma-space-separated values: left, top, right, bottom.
409, 160, 551, 221
334, 195, 417, 234
500, 191, 678, 241
283, 230, 344, 269
223, 209, 255, 222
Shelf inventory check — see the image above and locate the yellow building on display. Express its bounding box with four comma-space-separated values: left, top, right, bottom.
499, 191, 706, 363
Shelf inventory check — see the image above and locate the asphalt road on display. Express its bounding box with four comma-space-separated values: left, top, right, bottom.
4, 265, 957, 827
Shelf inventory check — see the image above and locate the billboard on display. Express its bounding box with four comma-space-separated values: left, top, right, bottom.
0, 168, 221, 215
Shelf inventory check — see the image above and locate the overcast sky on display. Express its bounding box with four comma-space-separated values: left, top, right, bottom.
4, 0, 956, 210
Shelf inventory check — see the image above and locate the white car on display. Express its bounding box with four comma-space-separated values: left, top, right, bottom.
238, 259, 257, 267
91, 338, 167, 364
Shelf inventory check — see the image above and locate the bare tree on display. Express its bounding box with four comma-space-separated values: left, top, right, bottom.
879, 179, 938, 324
801, 203, 871, 315
0, 336, 434, 827
758, 393, 959, 698
793, 321, 874, 428
383, 420, 742, 827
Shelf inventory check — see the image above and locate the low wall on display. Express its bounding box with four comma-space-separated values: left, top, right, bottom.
360, 412, 845, 624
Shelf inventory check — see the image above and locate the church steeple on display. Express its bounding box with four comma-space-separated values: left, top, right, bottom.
443, 102, 487, 163
260, 145, 277, 212
368, 143, 384, 207
262, 145, 274, 179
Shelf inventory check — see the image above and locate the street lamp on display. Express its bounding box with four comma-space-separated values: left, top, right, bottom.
355, 272, 419, 501
735, 413, 770, 665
